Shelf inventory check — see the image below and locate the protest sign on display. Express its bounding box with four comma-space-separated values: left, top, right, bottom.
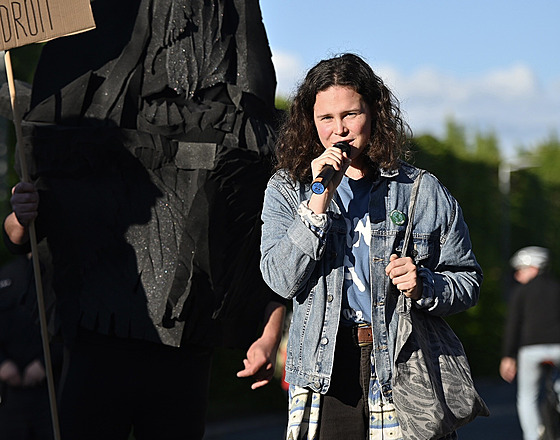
0, 0, 94, 50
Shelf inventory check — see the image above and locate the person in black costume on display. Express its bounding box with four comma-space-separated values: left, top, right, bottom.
0, 253, 62, 440
3, 0, 285, 439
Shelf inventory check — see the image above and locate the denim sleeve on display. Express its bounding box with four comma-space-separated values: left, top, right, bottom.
416, 189, 483, 317
260, 179, 327, 300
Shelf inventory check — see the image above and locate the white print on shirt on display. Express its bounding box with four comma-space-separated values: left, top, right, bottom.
342, 308, 364, 322
343, 214, 371, 293
342, 214, 372, 325
344, 254, 366, 292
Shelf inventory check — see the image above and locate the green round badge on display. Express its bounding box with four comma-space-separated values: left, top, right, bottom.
389, 209, 407, 226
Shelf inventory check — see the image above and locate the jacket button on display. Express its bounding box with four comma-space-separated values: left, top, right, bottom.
320, 337, 329, 345
327, 294, 334, 302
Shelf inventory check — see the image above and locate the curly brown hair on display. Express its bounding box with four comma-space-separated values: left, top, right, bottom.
275, 53, 411, 183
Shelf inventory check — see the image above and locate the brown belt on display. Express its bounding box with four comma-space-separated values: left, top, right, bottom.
355, 324, 373, 346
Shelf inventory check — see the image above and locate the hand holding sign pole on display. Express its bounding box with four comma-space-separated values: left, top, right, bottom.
1, 2, 95, 439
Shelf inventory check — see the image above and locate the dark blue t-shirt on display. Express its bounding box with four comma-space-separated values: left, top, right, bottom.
337, 174, 372, 325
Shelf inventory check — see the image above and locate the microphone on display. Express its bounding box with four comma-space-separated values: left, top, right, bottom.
311, 141, 351, 195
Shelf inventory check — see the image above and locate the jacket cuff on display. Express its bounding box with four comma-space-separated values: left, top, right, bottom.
297, 200, 331, 239
414, 267, 436, 309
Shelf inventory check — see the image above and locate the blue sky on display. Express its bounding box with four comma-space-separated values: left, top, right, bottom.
260, 1, 560, 159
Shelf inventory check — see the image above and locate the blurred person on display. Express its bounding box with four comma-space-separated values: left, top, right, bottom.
500, 246, 560, 440
0, 253, 62, 440
259, 53, 483, 440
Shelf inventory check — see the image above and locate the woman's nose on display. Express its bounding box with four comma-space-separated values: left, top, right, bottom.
333, 119, 347, 136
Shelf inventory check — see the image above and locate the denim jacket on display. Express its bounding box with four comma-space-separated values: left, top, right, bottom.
260, 162, 483, 399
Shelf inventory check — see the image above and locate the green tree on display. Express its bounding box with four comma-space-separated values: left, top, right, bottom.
444, 117, 468, 156
474, 131, 501, 163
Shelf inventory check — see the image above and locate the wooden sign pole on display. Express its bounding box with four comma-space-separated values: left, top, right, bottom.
4, 50, 62, 440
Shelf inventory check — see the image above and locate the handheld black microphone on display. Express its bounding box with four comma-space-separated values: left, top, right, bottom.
311, 141, 351, 195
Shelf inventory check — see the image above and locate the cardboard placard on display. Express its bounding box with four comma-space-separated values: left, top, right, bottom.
0, 0, 95, 51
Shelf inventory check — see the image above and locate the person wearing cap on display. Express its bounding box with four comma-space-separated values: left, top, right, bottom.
500, 246, 560, 440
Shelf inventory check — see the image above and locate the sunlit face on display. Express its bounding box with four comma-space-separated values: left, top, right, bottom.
313, 85, 372, 161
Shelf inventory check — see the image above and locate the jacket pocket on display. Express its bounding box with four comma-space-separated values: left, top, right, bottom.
396, 233, 430, 256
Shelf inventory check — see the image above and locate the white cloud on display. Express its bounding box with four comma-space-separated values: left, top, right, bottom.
271, 50, 305, 98
478, 65, 539, 99
379, 64, 540, 103
375, 64, 559, 158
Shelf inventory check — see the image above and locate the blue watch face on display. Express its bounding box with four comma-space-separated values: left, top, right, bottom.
311, 182, 326, 194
